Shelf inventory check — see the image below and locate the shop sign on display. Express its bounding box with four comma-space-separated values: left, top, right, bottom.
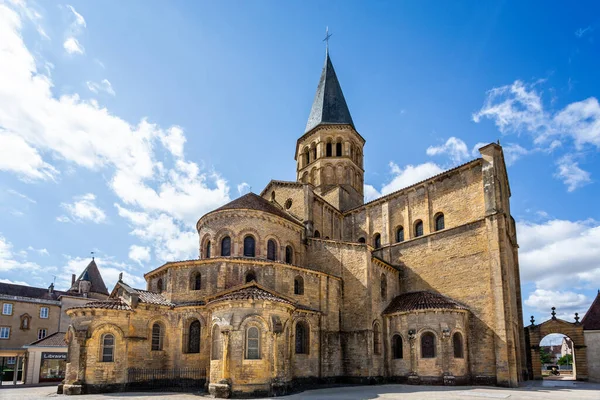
42, 352, 67, 360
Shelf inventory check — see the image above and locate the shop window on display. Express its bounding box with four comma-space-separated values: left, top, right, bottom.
39, 352, 66, 382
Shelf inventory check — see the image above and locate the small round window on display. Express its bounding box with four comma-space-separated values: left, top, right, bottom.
284, 198, 293, 209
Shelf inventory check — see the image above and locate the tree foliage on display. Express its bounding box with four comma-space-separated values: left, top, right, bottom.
540, 347, 552, 364
558, 354, 573, 366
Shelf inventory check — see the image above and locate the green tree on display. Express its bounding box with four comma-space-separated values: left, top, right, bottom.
558, 354, 573, 366
540, 347, 552, 364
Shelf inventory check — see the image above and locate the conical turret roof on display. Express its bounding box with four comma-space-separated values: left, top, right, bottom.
305, 52, 354, 133
69, 259, 109, 296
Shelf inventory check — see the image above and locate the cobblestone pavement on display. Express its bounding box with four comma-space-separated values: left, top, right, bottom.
1, 381, 599, 400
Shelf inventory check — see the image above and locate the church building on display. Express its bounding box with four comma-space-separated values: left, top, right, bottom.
63, 49, 527, 397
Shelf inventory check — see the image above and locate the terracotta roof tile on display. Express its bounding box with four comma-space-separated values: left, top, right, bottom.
206, 193, 301, 225
383, 291, 468, 314
130, 288, 174, 306
27, 331, 67, 347
582, 291, 600, 330
207, 284, 293, 306
69, 299, 132, 311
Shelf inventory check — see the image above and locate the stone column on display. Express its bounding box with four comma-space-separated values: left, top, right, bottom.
13, 356, 20, 385
408, 329, 419, 384
222, 330, 230, 380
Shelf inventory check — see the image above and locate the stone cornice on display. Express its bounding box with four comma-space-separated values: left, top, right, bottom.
197, 208, 304, 232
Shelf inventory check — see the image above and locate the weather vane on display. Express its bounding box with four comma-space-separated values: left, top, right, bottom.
323, 27, 332, 54
91, 251, 95, 260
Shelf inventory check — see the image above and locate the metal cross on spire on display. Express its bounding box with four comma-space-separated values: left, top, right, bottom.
323, 27, 332, 54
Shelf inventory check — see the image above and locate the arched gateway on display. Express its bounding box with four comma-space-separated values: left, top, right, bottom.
525, 308, 588, 381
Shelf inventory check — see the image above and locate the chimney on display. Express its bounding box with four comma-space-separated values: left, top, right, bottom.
71, 274, 76, 286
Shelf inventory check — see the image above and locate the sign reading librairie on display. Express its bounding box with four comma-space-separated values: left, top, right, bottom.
42, 352, 67, 360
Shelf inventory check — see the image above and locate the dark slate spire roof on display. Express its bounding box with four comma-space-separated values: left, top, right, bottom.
68, 259, 109, 296
582, 290, 600, 330
305, 52, 355, 133
209, 193, 301, 225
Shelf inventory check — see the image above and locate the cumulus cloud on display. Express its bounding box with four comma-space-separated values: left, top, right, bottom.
473, 79, 600, 189
364, 162, 444, 201
58, 193, 107, 224
237, 182, 250, 196
554, 154, 591, 192
63, 37, 84, 54
86, 79, 115, 96
128, 245, 151, 265
517, 218, 600, 291
0, 234, 42, 272
0, 133, 59, 181
0, 278, 30, 286
0, 4, 230, 264
525, 289, 589, 320
426, 137, 469, 163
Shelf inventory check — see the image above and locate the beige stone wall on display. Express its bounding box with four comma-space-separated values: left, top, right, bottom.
584, 331, 600, 382
261, 183, 306, 224
0, 298, 60, 349
312, 196, 343, 240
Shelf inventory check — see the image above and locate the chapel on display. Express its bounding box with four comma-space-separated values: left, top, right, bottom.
63, 49, 527, 397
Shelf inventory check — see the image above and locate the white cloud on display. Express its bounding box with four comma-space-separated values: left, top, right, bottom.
27, 246, 49, 256
0, 4, 230, 262
426, 137, 469, 163
0, 132, 58, 181
554, 155, 591, 192
365, 162, 444, 202
575, 26, 592, 38
66, 5, 86, 28
503, 143, 530, 166
525, 289, 589, 320
7, 188, 36, 203
62, 5, 85, 55
58, 193, 107, 224
0, 234, 42, 272
237, 182, 250, 196
86, 79, 115, 96
60, 255, 144, 292
0, 278, 30, 286
128, 245, 151, 265
517, 218, 600, 290
63, 37, 84, 54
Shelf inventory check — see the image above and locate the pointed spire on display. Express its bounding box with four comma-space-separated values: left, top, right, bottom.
305, 47, 355, 133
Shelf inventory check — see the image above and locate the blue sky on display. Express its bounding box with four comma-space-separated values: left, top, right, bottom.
1, 0, 599, 325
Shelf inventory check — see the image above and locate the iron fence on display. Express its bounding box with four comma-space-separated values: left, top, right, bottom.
127, 367, 206, 392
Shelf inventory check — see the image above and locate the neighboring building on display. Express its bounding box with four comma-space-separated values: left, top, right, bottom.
0, 259, 108, 384
561, 337, 573, 358
541, 345, 561, 364
582, 290, 600, 382
63, 49, 526, 397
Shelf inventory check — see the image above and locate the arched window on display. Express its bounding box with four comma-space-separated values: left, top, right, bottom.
192, 272, 201, 291
221, 236, 231, 256
358, 237, 366, 243
294, 276, 304, 295
211, 325, 221, 360
453, 332, 464, 358
396, 226, 404, 243
326, 142, 332, 157
156, 278, 163, 293
380, 274, 387, 300
295, 322, 309, 354
246, 326, 260, 359
314, 230, 321, 238
336, 142, 342, 156
312, 147, 317, 161
435, 213, 445, 231
151, 323, 163, 351
267, 239, 277, 261
243, 236, 255, 257
245, 271, 256, 283
415, 220, 424, 237
392, 334, 403, 359
285, 246, 293, 264
188, 320, 201, 354
205, 241, 211, 258
421, 332, 436, 358
373, 323, 381, 355
374, 233, 381, 249
101, 334, 114, 362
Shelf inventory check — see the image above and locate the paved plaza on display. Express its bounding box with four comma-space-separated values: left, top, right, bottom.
1, 380, 599, 400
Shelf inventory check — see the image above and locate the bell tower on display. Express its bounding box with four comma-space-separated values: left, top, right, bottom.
295, 48, 365, 212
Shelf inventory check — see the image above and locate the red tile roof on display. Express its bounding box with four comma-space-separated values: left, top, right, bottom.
206, 192, 301, 225
207, 284, 293, 307
582, 291, 600, 331
383, 291, 468, 314
69, 299, 132, 311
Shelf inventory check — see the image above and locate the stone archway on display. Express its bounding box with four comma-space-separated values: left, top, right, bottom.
525, 309, 588, 381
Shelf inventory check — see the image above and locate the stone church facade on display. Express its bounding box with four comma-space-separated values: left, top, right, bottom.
63, 50, 527, 396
